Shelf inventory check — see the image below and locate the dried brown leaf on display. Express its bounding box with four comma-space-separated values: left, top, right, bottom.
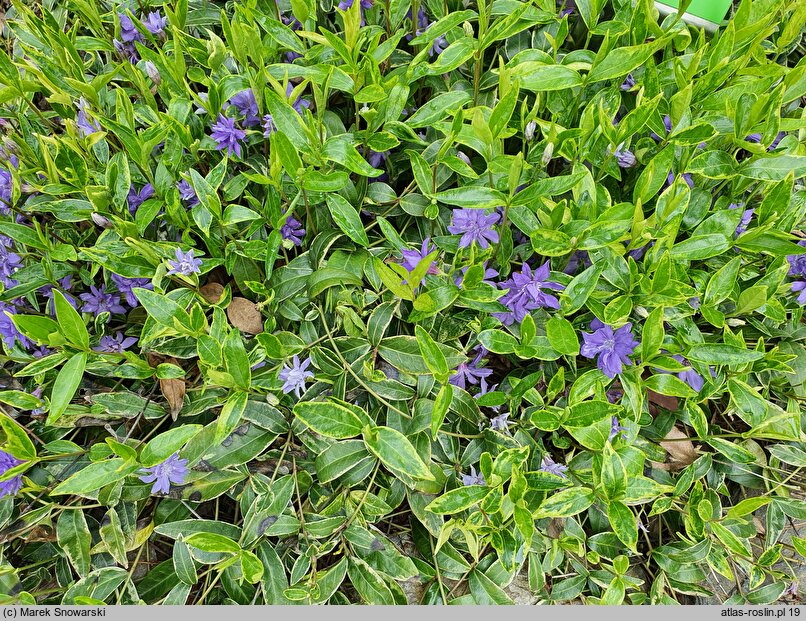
160, 378, 186, 421
227, 297, 264, 334
652, 426, 699, 471
200, 282, 224, 304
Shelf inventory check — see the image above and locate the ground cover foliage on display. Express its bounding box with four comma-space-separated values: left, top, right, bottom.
0, 0, 805, 606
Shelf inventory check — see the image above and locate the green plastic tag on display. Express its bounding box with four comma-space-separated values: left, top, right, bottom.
655, 0, 731, 25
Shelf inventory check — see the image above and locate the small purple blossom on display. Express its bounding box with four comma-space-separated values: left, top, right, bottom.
142, 10, 167, 35
127, 183, 155, 215
609, 416, 627, 441
139, 452, 189, 495
729, 202, 754, 237
338, 0, 373, 25
229, 89, 261, 128
744, 133, 762, 143
79, 285, 126, 318
111, 274, 152, 307
669, 354, 706, 392
279, 355, 314, 398
281, 215, 306, 247
400, 238, 440, 285
0, 301, 31, 350
787, 240, 806, 277
114, 39, 139, 63
461, 465, 486, 486
614, 143, 637, 168
118, 13, 144, 43
666, 170, 694, 189
76, 98, 101, 137
493, 262, 564, 326
94, 332, 138, 353
210, 115, 247, 158
792, 281, 806, 305
262, 114, 277, 137
539, 454, 568, 478
580, 318, 640, 378
0, 449, 24, 499
281, 13, 303, 30
285, 82, 311, 115
449, 350, 493, 390
447, 209, 500, 250
40, 276, 79, 315
490, 412, 511, 433
167, 248, 202, 277
0, 235, 21, 287
177, 180, 199, 206
368, 149, 388, 169
621, 74, 636, 91
564, 250, 591, 275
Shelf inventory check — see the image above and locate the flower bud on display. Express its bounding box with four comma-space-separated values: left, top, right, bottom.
541, 141, 554, 166
524, 120, 536, 142
91, 213, 112, 228
457, 151, 471, 166
144, 61, 161, 86
463, 21, 474, 37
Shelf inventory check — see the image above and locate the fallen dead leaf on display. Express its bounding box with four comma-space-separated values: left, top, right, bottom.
155, 356, 185, 420
227, 297, 264, 334
200, 282, 224, 304
651, 426, 699, 471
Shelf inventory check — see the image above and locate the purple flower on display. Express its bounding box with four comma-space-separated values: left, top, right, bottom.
621, 74, 635, 91
447, 209, 500, 250
94, 332, 138, 353
229, 89, 261, 128
493, 262, 564, 326
285, 82, 311, 115
279, 355, 314, 398
651, 115, 673, 141
281, 215, 306, 247
614, 143, 637, 168
142, 10, 167, 35
539, 454, 568, 478
557, 0, 575, 17
167, 248, 202, 276
262, 114, 277, 137
609, 416, 627, 441
792, 281, 806, 304
113, 39, 139, 63
744, 133, 762, 143
111, 274, 152, 307
429, 34, 448, 57
637, 519, 649, 534
786, 240, 806, 277
139, 452, 189, 495
177, 180, 198, 206
490, 412, 511, 433
0, 302, 30, 350
449, 350, 492, 390
405, 7, 429, 40
127, 183, 155, 215
76, 98, 101, 137
118, 13, 144, 43
0, 169, 12, 215
461, 465, 486, 486
40, 276, 79, 315
281, 13, 303, 30
580, 318, 639, 378
0, 449, 24, 499
0, 235, 21, 287
368, 149, 387, 169
728, 202, 754, 236
454, 262, 498, 288
400, 238, 440, 284
79, 285, 126, 318
627, 241, 654, 261
668, 354, 706, 392
210, 115, 247, 158
769, 132, 785, 150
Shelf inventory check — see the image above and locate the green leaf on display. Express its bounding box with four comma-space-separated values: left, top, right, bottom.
139, 425, 202, 467
686, 344, 764, 365
607, 500, 638, 552
670, 234, 731, 260
643, 374, 697, 397
173, 539, 198, 585
54, 290, 89, 350
600, 444, 627, 501
52, 459, 140, 497
325, 194, 370, 247
57, 510, 92, 578
307, 268, 363, 297
185, 532, 241, 554
710, 522, 751, 557
405, 91, 471, 128
434, 186, 508, 209
99, 509, 128, 568
588, 39, 666, 83
468, 569, 513, 605
530, 228, 573, 256
377, 336, 465, 374
477, 329, 518, 354
134, 288, 191, 329
641, 307, 665, 362
293, 400, 364, 439
514, 63, 582, 91
363, 425, 434, 481
425, 485, 489, 514
214, 390, 249, 445
47, 352, 87, 425
739, 155, 806, 181
415, 325, 448, 378
272, 131, 303, 178
347, 558, 394, 605
430, 383, 453, 439
546, 316, 579, 356
534, 487, 595, 518
223, 329, 251, 390
239, 550, 264, 584
561, 263, 603, 314
0, 412, 36, 460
